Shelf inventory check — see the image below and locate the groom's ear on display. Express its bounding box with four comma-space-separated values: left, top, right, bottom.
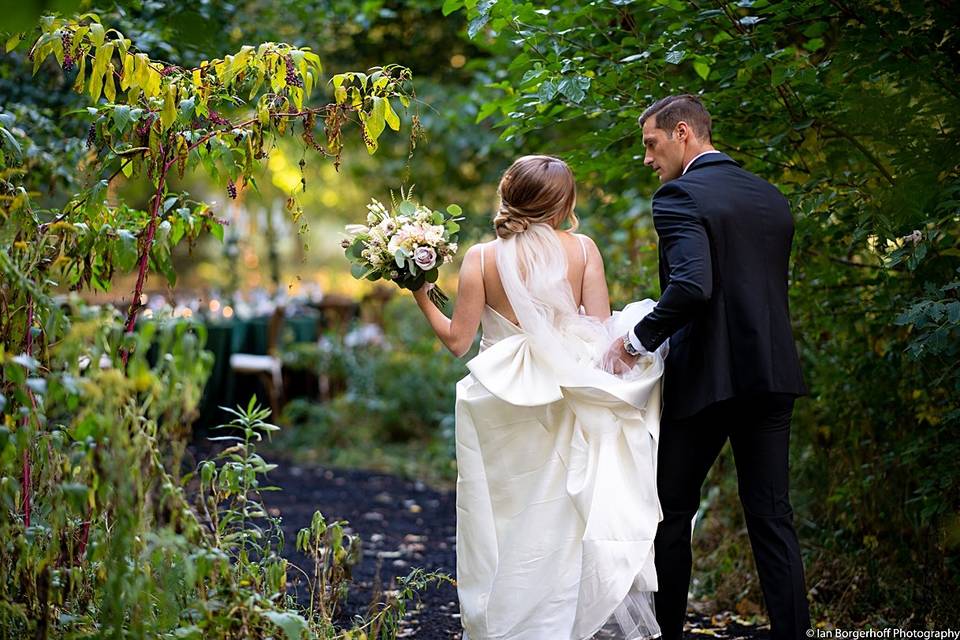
675, 121, 691, 141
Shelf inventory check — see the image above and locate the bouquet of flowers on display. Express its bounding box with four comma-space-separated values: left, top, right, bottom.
342, 188, 463, 309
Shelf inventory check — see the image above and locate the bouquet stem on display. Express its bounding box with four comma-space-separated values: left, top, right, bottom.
428, 285, 449, 310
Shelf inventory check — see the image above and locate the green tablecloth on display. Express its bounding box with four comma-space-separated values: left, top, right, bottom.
196, 313, 319, 428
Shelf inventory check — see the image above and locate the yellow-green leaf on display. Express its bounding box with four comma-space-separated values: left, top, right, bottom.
121, 52, 134, 91
161, 84, 177, 131
5, 33, 22, 53
368, 96, 386, 139
73, 51, 87, 93
89, 42, 114, 102
88, 23, 105, 47
257, 100, 269, 126
103, 63, 116, 102
145, 64, 162, 97
383, 98, 400, 131
304, 69, 314, 97
88, 65, 104, 101
303, 51, 322, 75
270, 57, 285, 92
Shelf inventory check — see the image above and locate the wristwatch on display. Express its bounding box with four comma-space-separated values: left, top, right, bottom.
622, 332, 642, 357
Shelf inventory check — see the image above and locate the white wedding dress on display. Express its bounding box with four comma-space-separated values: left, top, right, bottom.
455, 224, 666, 640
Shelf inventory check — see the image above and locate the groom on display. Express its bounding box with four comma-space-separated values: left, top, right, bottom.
608, 94, 811, 640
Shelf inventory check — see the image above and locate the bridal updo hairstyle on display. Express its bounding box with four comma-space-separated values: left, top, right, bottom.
494, 155, 579, 239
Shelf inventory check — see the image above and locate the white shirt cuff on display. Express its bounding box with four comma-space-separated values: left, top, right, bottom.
627, 328, 650, 357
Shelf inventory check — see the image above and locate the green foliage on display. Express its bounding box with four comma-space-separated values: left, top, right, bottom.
445, 0, 960, 625
0, 10, 430, 639
275, 299, 465, 485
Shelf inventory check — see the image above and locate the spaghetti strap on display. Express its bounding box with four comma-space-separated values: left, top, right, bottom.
577, 234, 588, 263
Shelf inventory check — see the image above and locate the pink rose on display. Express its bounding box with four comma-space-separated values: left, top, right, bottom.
413, 246, 437, 270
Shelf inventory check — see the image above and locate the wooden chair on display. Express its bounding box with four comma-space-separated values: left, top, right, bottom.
361, 285, 395, 328
313, 294, 359, 335
229, 305, 286, 419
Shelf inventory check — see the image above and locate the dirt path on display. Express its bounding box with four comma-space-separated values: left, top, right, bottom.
256, 455, 770, 640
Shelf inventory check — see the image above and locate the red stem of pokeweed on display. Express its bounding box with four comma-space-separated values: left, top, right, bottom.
119, 149, 172, 368
79, 151, 174, 559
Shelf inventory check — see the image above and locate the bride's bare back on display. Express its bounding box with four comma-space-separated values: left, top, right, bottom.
412, 226, 611, 358
480, 230, 611, 325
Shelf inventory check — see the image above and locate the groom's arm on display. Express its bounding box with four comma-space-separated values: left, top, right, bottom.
630, 182, 713, 352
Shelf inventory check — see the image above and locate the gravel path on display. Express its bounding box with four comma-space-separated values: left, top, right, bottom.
252, 454, 770, 640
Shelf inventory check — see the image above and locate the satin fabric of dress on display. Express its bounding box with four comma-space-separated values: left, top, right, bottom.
455, 301, 665, 640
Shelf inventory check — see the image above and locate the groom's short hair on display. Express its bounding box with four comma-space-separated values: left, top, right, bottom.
640, 94, 712, 142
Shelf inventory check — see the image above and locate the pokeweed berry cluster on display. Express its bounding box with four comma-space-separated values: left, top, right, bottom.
61, 30, 75, 71
227, 179, 238, 199
206, 110, 231, 126
134, 115, 153, 139
284, 54, 304, 88
85, 123, 96, 149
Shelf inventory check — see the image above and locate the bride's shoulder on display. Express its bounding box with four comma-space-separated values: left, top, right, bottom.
460, 243, 488, 269
566, 231, 600, 255
571, 231, 597, 245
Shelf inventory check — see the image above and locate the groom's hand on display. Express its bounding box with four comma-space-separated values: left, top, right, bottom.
605, 338, 639, 374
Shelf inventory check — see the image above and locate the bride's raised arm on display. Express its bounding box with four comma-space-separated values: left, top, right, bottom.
412, 244, 485, 358
578, 233, 612, 321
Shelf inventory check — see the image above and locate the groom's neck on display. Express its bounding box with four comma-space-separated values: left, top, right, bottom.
681, 141, 716, 168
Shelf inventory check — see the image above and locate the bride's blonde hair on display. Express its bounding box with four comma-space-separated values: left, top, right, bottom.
494, 155, 579, 239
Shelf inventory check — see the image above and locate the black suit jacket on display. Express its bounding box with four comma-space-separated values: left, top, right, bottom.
634, 152, 806, 420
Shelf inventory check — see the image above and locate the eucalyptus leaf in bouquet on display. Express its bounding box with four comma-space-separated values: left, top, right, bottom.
342, 187, 463, 309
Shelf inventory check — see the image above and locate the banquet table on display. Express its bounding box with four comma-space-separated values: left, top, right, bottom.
195, 312, 319, 429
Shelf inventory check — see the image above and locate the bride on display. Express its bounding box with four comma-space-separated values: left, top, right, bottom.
411, 155, 665, 640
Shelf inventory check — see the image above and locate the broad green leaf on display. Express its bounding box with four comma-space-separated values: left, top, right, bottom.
115, 229, 138, 271
693, 60, 710, 80
112, 104, 132, 131
442, 0, 464, 16
263, 610, 309, 640
178, 97, 196, 122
